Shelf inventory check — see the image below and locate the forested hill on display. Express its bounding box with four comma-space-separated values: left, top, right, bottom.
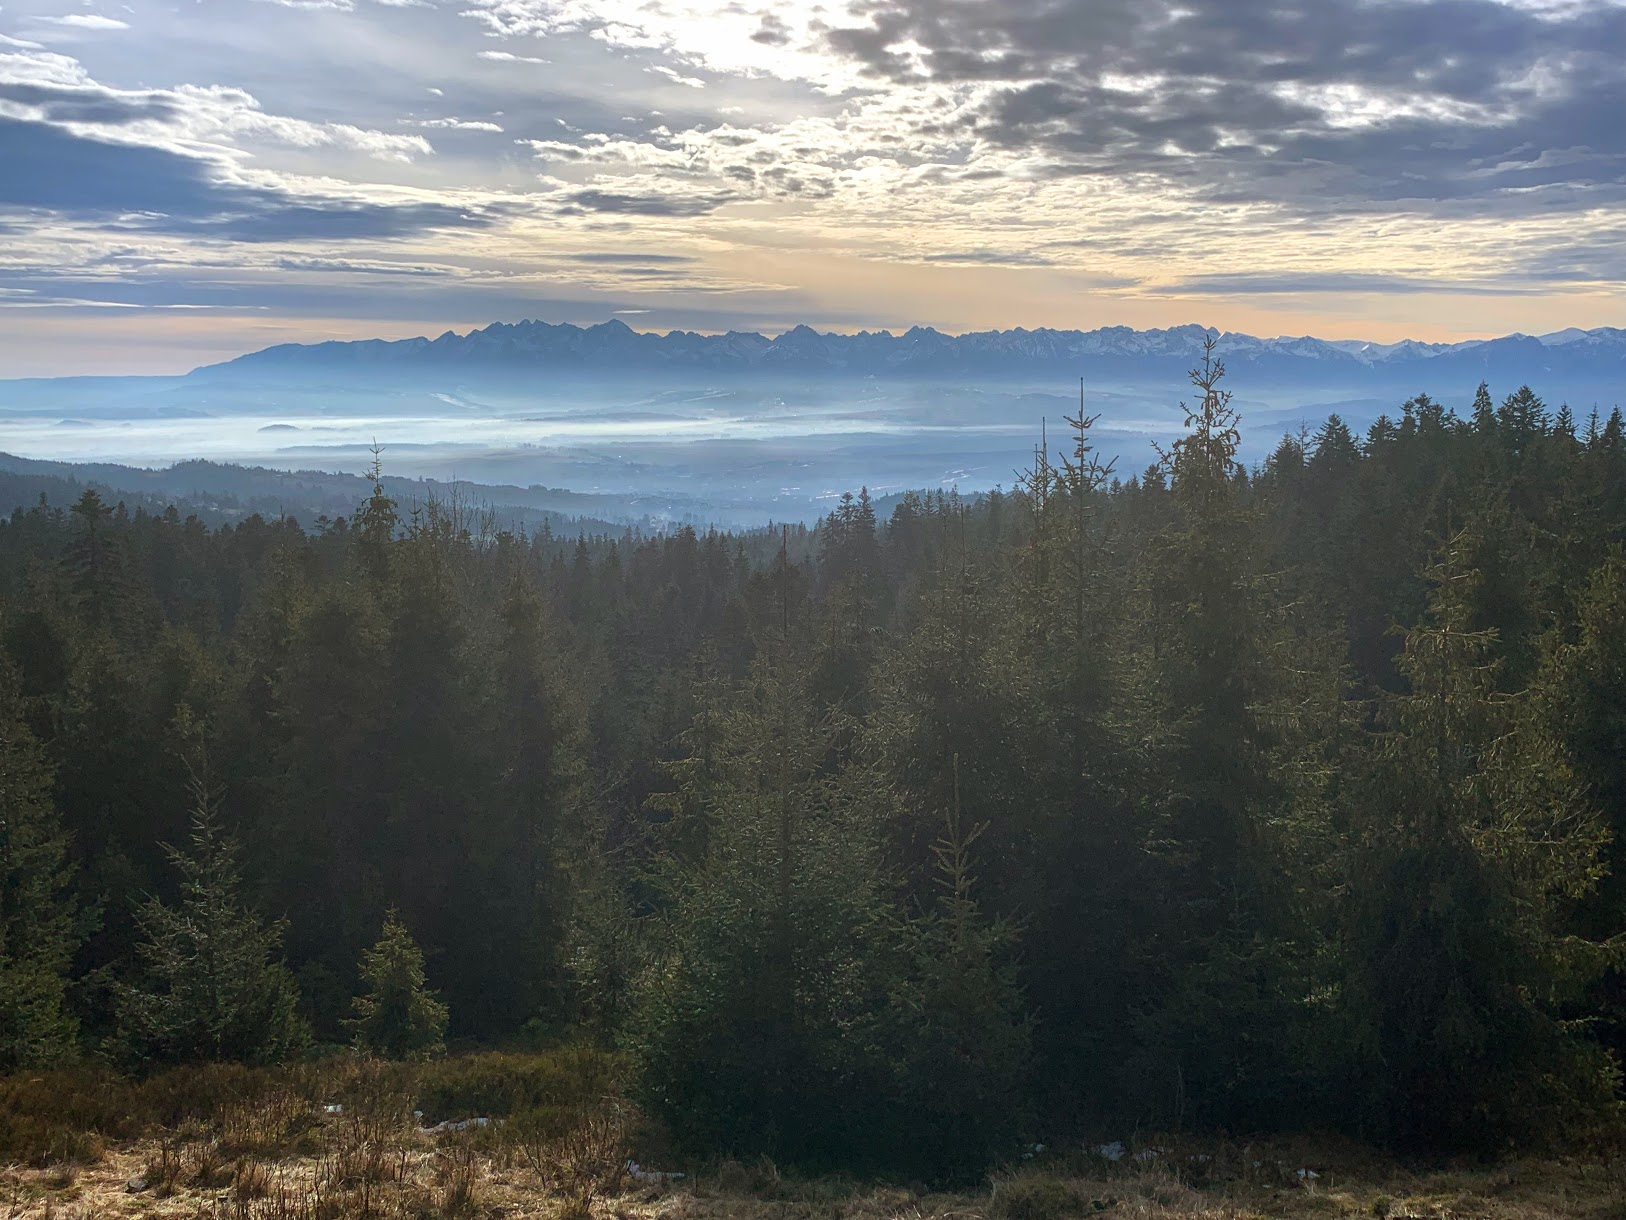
3, 360, 1625, 1173
0, 451, 679, 536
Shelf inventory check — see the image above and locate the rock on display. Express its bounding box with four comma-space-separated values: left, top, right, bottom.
126, 1176, 149, 1193
627, 1160, 684, 1183
425, 1116, 494, 1134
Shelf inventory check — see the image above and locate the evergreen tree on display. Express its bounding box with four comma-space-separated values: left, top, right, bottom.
0, 657, 80, 1070
117, 756, 307, 1065
631, 661, 899, 1166
1339, 533, 1617, 1148
1537, 549, 1626, 1054
1471, 380, 1497, 436
888, 755, 1030, 1178
354, 444, 399, 584
1133, 337, 1337, 1128
348, 908, 448, 1060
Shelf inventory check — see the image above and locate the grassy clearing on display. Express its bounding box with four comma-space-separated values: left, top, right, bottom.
1, 1052, 1622, 1219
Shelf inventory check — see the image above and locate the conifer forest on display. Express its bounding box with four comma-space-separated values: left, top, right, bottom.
4, 349, 1626, 1190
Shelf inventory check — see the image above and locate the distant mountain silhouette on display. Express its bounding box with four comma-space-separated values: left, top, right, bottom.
191, 319, 1626, 392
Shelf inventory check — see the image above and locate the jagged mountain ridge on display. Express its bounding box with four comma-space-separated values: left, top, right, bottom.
195, 319, 1626, 386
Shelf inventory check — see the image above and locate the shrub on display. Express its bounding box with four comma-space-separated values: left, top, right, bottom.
347, 909, 448, 1061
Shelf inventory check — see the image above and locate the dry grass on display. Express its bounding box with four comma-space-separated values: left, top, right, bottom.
4, 1131, 1622, 1220
2, 1056, 1622, 1220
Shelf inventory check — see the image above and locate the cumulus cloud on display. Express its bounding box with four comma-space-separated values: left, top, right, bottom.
1, 0, 1620, 360
0, 114, 489, 240
0, 45, 510, 244
818, 0, 1626, 218
0, 47, 433, 162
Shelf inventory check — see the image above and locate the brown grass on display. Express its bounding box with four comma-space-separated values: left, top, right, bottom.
1, 1055, 1622, 1220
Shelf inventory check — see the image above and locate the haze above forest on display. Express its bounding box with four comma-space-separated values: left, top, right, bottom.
3, 318, 1621, 523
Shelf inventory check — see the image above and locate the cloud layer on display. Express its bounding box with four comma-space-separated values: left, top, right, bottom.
0, 0, 1620, 374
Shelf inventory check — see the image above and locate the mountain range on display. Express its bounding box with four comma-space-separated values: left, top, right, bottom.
196, 319, 1626, 392
4, 317, 1622, 525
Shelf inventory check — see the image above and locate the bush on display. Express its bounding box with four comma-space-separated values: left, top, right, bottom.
0, 1068, 140, 1165
991, 1174, 1095, 1220
410, 1045, 624, 1123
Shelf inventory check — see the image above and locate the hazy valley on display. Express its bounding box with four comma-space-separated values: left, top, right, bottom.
6, 319, 1621, 524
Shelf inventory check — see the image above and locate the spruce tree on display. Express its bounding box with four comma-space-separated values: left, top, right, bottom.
117, 759, 307, 1065
890, 755, 1030, 1178
348, 908, 448, 1060
1133, 337, 1336, 1129
1536, 550, 1626, 1055
0, 658, 80, 1071
631, 660, 899, 1166
1339, 532, 1617, 1148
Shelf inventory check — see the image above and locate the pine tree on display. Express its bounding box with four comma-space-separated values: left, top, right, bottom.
117, 756, 307, 1065
0, 657, 81, 1071
348, 908, 448, 1060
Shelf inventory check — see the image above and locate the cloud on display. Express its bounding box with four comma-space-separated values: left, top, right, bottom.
0, 114, 489, 242
563, 187, 733, 215
917, 249, 1057, 268
564, 251, 695, 264
818, 0, 1626, 219
408, 117, 506, 131
0, 48, 433, 162
476, 49, 549, 63
32, 13, 130, 29
649, 64, 704, 88
1154, 271, 1545, 297
250, 0, 356, 9
273, 257, 456, 275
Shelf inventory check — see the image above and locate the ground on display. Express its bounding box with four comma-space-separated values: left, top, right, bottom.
3, 1128, 1622, 1220
3, 1055, 1620, 1220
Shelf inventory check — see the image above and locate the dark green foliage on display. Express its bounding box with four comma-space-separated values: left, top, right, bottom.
116, 761, 308, 1065
0, 656, 80, 1071
1337, 536, 1617, 1148
348, 909, 448, 1060
629, 663, 900, 1167
2, 356, 1625, 1166
888, 757, 1030, 1178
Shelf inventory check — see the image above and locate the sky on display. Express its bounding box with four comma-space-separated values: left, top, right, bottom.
0, 0, 1622, 376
